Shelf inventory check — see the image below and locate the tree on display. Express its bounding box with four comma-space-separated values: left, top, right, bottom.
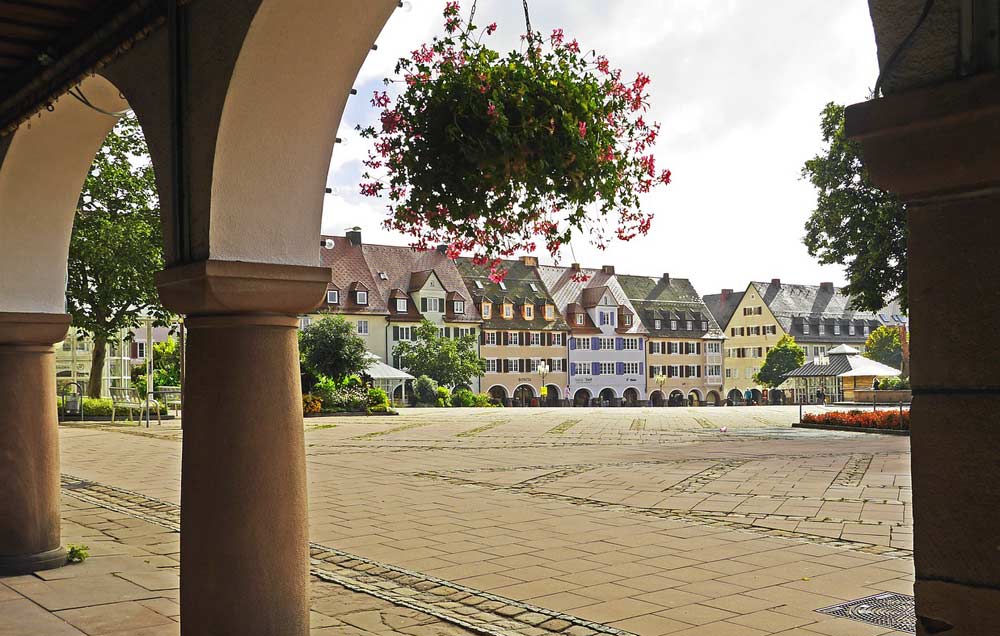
754, 335, 805, 388
393, 319, 485, 387
298, 315, 371, 382
68, 113, 168, 398
801, 102, 907, 313
864, 325, 903, 371
131, 336, 181, 394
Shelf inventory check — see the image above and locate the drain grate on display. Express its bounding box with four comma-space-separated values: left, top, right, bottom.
817, 591, 915, 633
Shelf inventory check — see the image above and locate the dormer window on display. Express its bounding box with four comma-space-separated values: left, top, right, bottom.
701, 320, 708, 331
575, 314, 584, 325
686, 320, 693, 330
670, 320, 678, 330
803, 321, 810, 335
327, 290, 339, 304
529, 283, 538, 292
396, 298, 407, 312
454, 300, 465, 314
378, 272, 388, 280
623, 314, 632, 326
833, 323, 841, 335
819, 323, 826, 335
356, 291, 368, 305
475, 280, 484, 289
849, 323, 856, 336
654, 319, 662, 329
523, 304, 534, 319
503, 303, 513, 319
863, 323, 870, 336
544, 305, 554, 320
481, 303, 492, 319
498, 281, 507, 291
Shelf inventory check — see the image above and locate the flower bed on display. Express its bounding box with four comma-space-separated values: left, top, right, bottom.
801, 409, 909, 431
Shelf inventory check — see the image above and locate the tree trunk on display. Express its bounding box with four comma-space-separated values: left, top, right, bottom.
87, 337, 107, 398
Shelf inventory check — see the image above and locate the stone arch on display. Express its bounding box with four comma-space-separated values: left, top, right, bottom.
598, 387, 617, 405
573, 388, 592, 407
706, 390, 721, 406
622, 387, 640, 406
727, 388, 743, 405
750, 388, 763, 404
488, 385, 508, 404
649, 390, 665, 407
687, 388, 703, 406
0, 75, 132, 313
544, 384, 561, 405
668, 389, 685, 406
513, 384, 536, 406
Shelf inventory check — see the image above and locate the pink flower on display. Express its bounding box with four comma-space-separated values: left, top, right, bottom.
487, 102, 497, 118
578, 121, 587, 138
486, 22, 497, 35
370, 91, 390, 108
550, 28, 564, 46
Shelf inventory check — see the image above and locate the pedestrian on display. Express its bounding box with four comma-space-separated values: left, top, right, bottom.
872, 378, 880, 391
744, 388, 752, 406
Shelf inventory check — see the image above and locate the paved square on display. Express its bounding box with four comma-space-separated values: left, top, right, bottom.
3, 407, 913, 635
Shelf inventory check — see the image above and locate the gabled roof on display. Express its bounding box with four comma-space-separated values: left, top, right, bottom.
785, 349, 901, 378
456, 258, 568, 331
319, 235, 387, 315
536, 265, 646, 335
702, 289, 744, 331
617, 274, 723, 339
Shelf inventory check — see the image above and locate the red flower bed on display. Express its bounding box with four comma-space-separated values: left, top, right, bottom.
802, 410, 909, 431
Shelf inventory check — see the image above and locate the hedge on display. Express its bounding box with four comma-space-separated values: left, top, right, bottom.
802, 410, 909, 431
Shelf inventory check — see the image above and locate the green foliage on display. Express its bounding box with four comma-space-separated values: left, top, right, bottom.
864, 325, 904, 370
754, 335, 806, 388
367, 387, 390, 409
299, 316, 371, 383
360, 4, 668, 274
393, 319, 485, 387
450, 387, 476, 407
68, 113, 169, 397
311, 378, 368, 413
802, 102, 907, 313
413, 375, 439, 405
66, 544, 90, 563
435, 385, 452, 407
82, 398, 113, 417
132, 336, 181, 394
878, 376, 911, 390
474, 392, 498, 407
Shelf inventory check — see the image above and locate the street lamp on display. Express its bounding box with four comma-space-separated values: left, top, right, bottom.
537, 361, 549, 404
654, 374, 667, 406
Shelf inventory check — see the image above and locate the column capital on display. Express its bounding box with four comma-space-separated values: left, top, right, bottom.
0, 312, 71, 347
154, 260, 331, 317
846, 71, 1000, 201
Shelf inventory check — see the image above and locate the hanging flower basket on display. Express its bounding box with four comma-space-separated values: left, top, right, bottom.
359, 1, 670, 281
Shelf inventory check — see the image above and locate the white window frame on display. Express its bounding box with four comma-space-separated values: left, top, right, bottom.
600, 362, 616, 375
481, 303, 492, 319
484, 331, 497, 345
623, 361, 639, 375
803, 322, 810, 335
506, 358, 521, 373
503, 304, 513, 319
576, 337, 591, 350
396, 298, 407, 312
849, 323, 856, 336
551, 333, 564, 346
575, 314, 584, 325
575, 364, 591, 376
356, 290, 368, 305
327, 290, 339, 304
485, 358, 498, 373
833, 323, 841, 335
819, 323, 826, 335
623, 338, 639, 351
136, 342, 146, 359
544, 305, 554, 320
529, 332, 541, 346
357, 320, 369, 335
654, 319, 662, 329
600, 337, 615, 350
524, 304, 534, 319
670, 320, 678, 329
454, 300, 465, 314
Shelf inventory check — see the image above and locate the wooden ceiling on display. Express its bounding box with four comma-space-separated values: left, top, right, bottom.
0, 0, 166, 134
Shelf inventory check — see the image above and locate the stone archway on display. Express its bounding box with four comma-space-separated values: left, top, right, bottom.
668, 389, 685, 406
650, 390, 665, 407
488, 385, 508, 405
599, 387, 616, 406
513, 384, 536, 407
573, 388, 592, 407
623, 387, 640, 406
706, 390, 721, 406
687, 389, 702, 407
544, 384, 561, 406
727, 388, 743, 405
750, 388, 762, 404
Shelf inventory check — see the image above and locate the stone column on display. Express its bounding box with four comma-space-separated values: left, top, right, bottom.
0, 312, 71, 575
847, 73, 1000, 636
155, 260, 328, 636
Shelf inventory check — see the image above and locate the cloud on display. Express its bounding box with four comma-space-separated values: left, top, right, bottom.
322, 0, 879, 296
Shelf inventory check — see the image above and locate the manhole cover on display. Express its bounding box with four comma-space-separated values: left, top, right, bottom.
817, 591, 915, 633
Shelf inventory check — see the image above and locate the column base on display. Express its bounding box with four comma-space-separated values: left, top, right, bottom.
0, 547, 66, 575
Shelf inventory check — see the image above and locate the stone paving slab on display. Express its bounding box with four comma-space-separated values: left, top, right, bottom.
44, 407, 913, 635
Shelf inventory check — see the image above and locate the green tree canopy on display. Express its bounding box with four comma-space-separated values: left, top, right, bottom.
864, 325, 903, 371
68, 113, 168, 397
754, 335, 806, 388
131, 336, 181, 394
801, 102, 907, 313
298, 315, 371, 383
393, 319, 485, 387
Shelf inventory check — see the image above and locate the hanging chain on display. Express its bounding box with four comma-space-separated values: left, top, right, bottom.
467, 0, 477, 28
522, 0, 534, 40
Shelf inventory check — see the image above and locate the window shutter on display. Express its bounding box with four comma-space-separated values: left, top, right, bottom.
393, 326, 399, 340
592, 362, 600, 375
421, 297, 427, 312
570, 362, 576, 375
569, 338, 576, 350
648, 341, 653, 354
667, 366, 674, 378
615, 337, 623, 351
616, 362, 624, 375
591, 336, 600, 350
638, 339, 644, 350
697, 366, 702, 377
639, 362, 644, 376
697, 342, 702, 355
649, 365, 654, 378
523, 359, 529, 373
562, 358, 567, 371
503, 332, 509, 346
480, 331, 486, 345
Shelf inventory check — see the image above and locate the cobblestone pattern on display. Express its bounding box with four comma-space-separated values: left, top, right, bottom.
832, 454, 874, 488
59, 475, 637, 636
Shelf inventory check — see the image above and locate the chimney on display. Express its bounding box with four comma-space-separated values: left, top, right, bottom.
436, 243, 448, 255
346, 228, 362, 246
820, 281, 834, 293
521, 255, 538, 267
662, 273, 670, 284
570, 263, 581, 272
601, 265, 615, 275
771, 278, 781, 287
721, 288, 733, 301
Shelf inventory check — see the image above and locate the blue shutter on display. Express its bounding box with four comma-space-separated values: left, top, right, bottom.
639, 362, 644, 376
610, 312, 615, 326
570, 362, 577, 375
616, 362, 624, 375
639, 338, 644, 350
592, 362, 600, 375
591, 337, 600, 350
569, 337, 576, 350
615, 337, 623, 351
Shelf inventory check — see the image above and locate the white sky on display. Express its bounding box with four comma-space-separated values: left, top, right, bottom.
322, 1, 879, 297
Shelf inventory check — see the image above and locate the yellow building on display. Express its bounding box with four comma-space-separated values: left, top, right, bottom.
703, 280, 906, 404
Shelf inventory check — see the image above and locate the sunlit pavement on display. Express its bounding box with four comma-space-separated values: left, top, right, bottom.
2, 407, 912, 635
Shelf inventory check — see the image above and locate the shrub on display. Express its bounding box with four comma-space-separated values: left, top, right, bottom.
802, 410, 909, 430
302, 394, 322, 415
311, 378, 338, 406
878, 376, 911, 390
81, 398, 113, 416
435, 386, 452, 407
450, 388, 476, 407
367, 387, 390, 409
414, 375, 438, 405
473, 392, 498, 407
312, 379, 367, 412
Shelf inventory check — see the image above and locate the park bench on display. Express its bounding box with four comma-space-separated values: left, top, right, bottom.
158, 385, 182, 416
110, 387, 160, 425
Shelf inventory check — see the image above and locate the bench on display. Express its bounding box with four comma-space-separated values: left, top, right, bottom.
110, 387, 160, 425
158, 385, 182, 416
